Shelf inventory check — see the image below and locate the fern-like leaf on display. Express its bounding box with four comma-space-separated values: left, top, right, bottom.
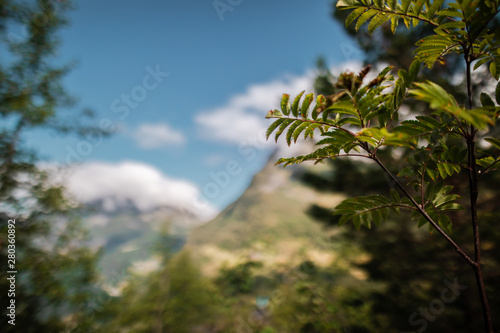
334, 195, 404, 229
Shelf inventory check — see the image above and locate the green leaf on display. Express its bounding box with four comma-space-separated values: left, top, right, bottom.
437, 162, 459, 179
292, 122, 311, 143
412, 0, 425, 16
417, 215, 428, 228
438, 214, 452, 233
323, 100, 358, 119
410, 81, 494, 130
356, 9, 378, 31
477, 156, 496, 168
436, 9, 463, 19
368, 12, 389, 34
390, 17, 398, 33
415, 35, 459, 68
281, 94, 291, 115
335, 195, 396, 229
291, 91, 305, 118
266, 109, 283, 118
286, 120, 302, 146
409, 59, 422, 81
311, 95, 327, 120
490, 61, 499, 80
410, 81, 456, 109
398, 69, 411, 85
401, 0, 411, 14
485, 138, 500, 150
301, 93, 314, 118
480, 93, 495, 107
318, 129, 356, 148
427, 0, 444, 18
336, 0, 359, 9
275, 119, 294, 142
416, 115, 441, 128
426, 166, 439, 180
304, 122, 322, 139
345, 7, 366, 27
424, 182, 442, 202
266, 118, 286, 140
398, 167, 414, 177
473, 56, 492, 71
390, 188, 401, 204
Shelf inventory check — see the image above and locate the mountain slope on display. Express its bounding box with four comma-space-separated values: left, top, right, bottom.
187, 153, 346, 276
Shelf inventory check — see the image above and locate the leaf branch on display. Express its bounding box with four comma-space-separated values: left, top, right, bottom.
353, 5, 440, 27
370, 154, 475, 267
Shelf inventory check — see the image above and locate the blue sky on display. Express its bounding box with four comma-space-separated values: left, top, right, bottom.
22, 0, 363, 217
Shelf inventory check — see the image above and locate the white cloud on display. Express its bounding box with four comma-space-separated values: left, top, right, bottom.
194, 61, 364, 146
132, 123, 185, 149
194, 71, 316, 145
65, 161, 218, 223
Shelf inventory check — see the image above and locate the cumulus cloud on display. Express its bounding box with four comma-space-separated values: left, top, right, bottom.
194, 71, 316, 145
194, 61, 364, 146
132, 123, 185, 149
65, 161, 218, 222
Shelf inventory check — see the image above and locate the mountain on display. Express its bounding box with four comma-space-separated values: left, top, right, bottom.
82, 205, 193, 290
79, 149, 348, 289
186, 151, 347, 277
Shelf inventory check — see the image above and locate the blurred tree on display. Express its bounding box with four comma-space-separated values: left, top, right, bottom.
216, 259, 263, 296
102, 249, 224, 333
269, 261, 381, 333
0, 0, 109, 331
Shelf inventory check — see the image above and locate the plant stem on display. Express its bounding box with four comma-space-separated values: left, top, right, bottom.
465, 54, 494, 333
371, 155, 475, 266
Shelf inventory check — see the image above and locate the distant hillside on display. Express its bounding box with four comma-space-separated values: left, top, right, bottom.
81, 150, 348, 288
187, 152, 346, 276
82, 205, 193, 289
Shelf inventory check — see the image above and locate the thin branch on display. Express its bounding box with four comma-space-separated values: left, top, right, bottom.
354, 203, 419, 214
333, 153, 371, 159
370, 154, 475, 267
465, 49, 494, 332
480, 158, 500, 176
278, 153, 371, 166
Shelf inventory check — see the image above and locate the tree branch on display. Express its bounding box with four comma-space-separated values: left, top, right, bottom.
370, 154, 475, 267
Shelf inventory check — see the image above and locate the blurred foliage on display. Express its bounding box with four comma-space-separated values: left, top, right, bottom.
0, 0, 108, 331
217, 260, 263, 296
98, 250, 226, 333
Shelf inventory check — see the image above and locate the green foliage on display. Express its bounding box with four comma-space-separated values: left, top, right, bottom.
265, 0, 500, 235
270, 265, 382, 332
100, 250, 224, 333
337, 0, 500, 77
0, 1, 107, 331
216, 259, 263, 295
335, 193, 398, 229
263, 0, 500, 330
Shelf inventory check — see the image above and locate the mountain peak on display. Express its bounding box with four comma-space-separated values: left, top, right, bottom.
187, 151, 345, 276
